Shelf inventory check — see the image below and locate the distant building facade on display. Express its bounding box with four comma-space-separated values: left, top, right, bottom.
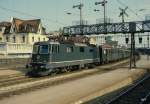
0, 17, 48, 58
88, 34, 150, 49
1, 17, 48, 45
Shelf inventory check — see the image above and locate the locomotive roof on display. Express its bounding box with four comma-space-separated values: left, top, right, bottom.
34, 41, 97, 47
34, 41, 60, 45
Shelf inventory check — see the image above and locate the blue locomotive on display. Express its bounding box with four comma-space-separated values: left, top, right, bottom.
27, 41, 130, 76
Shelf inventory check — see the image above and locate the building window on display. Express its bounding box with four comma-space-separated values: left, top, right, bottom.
31, 28, 35, 32
0, 37, 2, 41
38, 37, 40, 41
13, 36, 16, 43
6, 36, 9, 42
66, 46, 73, 53
43, 38, 45, 41
32, 37, 34, 42
22, 36, 25, 43
13, 27, 15, 32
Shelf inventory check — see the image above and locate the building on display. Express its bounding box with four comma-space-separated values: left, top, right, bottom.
2, 17, 48, 45
88, 33, 150, 49
0, 17, 48, 58
88, 35, 106, 45
0, 21, 11, 42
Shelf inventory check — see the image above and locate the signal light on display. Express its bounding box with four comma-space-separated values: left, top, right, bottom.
125, 38, 129, 44
139, 37, 142, 44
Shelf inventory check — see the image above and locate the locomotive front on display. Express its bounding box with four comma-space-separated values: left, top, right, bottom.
27, 42, 51, 76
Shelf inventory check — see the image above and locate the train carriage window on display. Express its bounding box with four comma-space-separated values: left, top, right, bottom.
80, 47, 84, 52
66, 46, 73, 53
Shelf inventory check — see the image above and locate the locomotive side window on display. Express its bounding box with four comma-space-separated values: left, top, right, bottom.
80, 47, 84, 52
56, 45, 59, 53
39, 45, 49, 54
66, 46, 73, 53
33, 45, 39, 54
89, 49, 94, 52
52, 45, 59, 53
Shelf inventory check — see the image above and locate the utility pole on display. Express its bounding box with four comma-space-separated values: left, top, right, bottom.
147, 32, 149, 60
95, 0, 107, 33
73, 0, 84, 35
129, 22, 136, 69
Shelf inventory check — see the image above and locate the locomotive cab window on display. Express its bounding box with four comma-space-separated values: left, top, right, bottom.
80, 47, 84, 52
39, 45, 49, 54
33, 45, 39, 54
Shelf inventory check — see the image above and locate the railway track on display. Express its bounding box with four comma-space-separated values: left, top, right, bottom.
106, 74, 150, 104
0, 58, 133, 99
0, 58, 130, 87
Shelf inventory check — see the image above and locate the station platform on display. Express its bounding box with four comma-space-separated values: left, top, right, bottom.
0, 55, 149, 104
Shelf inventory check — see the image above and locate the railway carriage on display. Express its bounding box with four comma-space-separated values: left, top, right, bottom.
27, 41, 130, 76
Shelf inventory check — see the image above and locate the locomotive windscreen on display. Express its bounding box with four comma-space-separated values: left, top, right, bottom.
39, 45, 49, 54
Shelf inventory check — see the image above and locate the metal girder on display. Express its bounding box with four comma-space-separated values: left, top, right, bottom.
63, 20, 150, 35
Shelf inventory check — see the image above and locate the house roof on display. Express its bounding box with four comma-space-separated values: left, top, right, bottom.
0, 22, 11, 34
101, 44, 112, 49
13, 18, 41, 33
0, 22, 11, 27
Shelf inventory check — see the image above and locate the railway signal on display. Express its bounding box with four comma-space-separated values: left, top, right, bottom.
139, 37, 142, 44
125, 37, 129, 44
119, 6, 128, 23
119, 6, 128, 32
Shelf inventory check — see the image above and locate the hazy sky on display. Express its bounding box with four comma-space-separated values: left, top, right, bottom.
0, 0, 150, 32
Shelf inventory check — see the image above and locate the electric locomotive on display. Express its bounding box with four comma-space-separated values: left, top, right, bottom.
27, 41, 102, 76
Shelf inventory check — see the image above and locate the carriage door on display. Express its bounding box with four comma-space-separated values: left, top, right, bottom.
99, 46, 103, 64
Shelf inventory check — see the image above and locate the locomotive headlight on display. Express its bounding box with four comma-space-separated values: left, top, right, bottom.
40, 65, 45, 68
43, 60, 47, 63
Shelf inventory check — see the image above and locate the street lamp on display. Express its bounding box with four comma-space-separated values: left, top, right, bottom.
95, 0, 107, 33
73, 0, 84, 35
66, 12, 72, 15
73, 1, 84, 26
147, 32, 149, 60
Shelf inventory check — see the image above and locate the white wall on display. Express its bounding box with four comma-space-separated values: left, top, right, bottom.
90, 33, 150, 48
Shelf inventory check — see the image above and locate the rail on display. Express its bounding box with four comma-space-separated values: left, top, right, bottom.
106, 74, 150, 104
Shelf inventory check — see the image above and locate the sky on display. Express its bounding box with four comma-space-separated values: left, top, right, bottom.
0, 0, 150, 32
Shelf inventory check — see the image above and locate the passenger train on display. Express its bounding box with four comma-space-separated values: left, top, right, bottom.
26, 41, 130, 76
